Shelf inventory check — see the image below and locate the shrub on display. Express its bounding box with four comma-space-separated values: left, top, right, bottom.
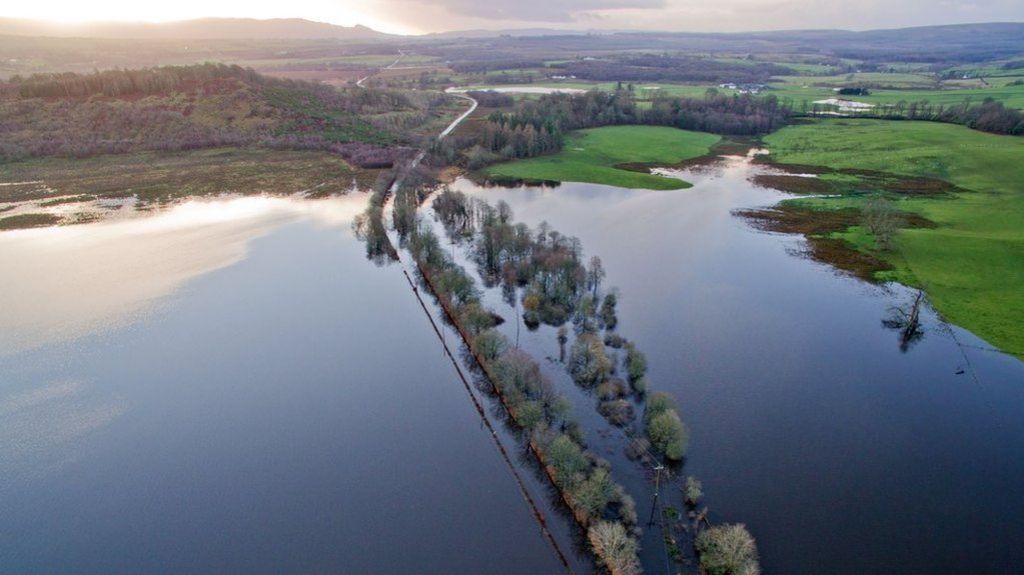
518, 400, 545, 431
569, 333, 612, 387
599, 400, 635, 426
544, 434, 591, 489
625, 437, 651, 460
863, 196, 904, 251
597, 378, 628, 400
685, 476, 703, 505
604, 333, 627, 349
572, 468, 617, 523
624, 343, 647, 383
473, 329, 508, 363
618, 492, 638, 527
600, 292, 618, 330
645, 392, 676, 421
588, 521, 641, 575
696, 524, 761, 575
460, 303, 497, 335
647, 410, 689, 460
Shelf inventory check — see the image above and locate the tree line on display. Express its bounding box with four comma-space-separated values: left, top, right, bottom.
460, 89, 790, 166
425, 189, 760, 574
551, 54, 793, 84
804, 97, 1024, 135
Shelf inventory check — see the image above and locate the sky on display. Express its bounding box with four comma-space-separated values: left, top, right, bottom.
2, 0, 1022, 35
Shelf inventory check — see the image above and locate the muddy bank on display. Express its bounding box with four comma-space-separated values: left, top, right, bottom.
752, 160, 965, 198
616, 136, 759, 175
737, 203, 934, 281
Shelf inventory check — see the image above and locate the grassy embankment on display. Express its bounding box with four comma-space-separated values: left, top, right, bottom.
762, 119, 1024, 353
484, 126, 720, 190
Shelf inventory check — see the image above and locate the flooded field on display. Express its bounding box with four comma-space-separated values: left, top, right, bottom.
444, 152, 1024, 574
0, 196, 569, 573
2, 154, 1022, 574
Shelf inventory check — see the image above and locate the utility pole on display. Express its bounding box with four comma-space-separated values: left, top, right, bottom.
647, 463, 665, 527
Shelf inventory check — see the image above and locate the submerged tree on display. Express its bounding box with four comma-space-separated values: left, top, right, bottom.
685, 476, 704, 506
569, 333, 613, 387
588, 521, 641, 575
645, 392, 689, 460
696, 524, 761, 575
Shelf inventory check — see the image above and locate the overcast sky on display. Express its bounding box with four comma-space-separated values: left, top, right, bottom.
3, 0, 1022, 35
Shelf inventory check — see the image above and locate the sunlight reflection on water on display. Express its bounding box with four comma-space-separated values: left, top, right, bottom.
0, 195, 364, 355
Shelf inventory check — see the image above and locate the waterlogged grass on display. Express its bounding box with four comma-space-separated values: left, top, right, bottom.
764, 119, 1024, 353
0, 148, 374, 205
485, 126, 720, 190
767, 74, 1024, 110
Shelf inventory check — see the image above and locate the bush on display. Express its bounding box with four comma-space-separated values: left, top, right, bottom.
518, 400, 545, 431
544, 434, 591, 489
599, 400, 635, 426
600, 292, 618, 330
685, 476, 703, 505
624, 343, 647, 383
863, 196, 904, 251
625, 437, 651, 460
647, 410, 689, 460
588, 522, 641, 575
645, 392, 675, 419
572, 468, 617, 523
597, 378, 628, 400
473, 329, 508, 363
696, 524, 761, 575
604, 333, 627, 349
569, 333, 612, 387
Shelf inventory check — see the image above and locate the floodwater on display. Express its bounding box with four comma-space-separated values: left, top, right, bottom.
4, 154, 1023, 574
0, 196, 569, 573
445, 153, 1024, 575
447, 86, 587, 95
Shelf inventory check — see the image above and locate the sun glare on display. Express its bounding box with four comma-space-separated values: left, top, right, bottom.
3, 1, 420, 34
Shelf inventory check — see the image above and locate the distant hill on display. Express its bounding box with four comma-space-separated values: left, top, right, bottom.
0, 63, 430, 167
0, 17, 390, 40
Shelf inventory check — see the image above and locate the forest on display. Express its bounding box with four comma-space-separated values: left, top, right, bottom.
0, 64, 450, 166
462, 90, 789, 166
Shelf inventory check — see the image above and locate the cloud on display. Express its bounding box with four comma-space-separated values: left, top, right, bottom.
392, 0, 666, 23
374, 0, 1022, 32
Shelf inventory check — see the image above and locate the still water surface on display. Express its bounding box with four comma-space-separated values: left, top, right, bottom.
447, 153, 1024, 575
3, 150, 1023, 574
0, 196, 566, 573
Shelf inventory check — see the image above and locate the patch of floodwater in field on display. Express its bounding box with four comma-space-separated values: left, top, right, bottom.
446, 86, 587, 95
450, 153, 1024, 575
0, 195, 568, 573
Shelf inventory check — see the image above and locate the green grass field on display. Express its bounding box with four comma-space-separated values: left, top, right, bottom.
763, 119, 1024, 354
484, 126, 720, 190
460, 75, 1024, 111
766, 74, 1024, 109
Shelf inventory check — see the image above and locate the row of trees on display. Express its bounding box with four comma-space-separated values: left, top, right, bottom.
804, 97, 1024, 135
552, 55, 793, 84
381, 168, 765, 574
461, 89, 791, 167
404, 213, 642, 575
